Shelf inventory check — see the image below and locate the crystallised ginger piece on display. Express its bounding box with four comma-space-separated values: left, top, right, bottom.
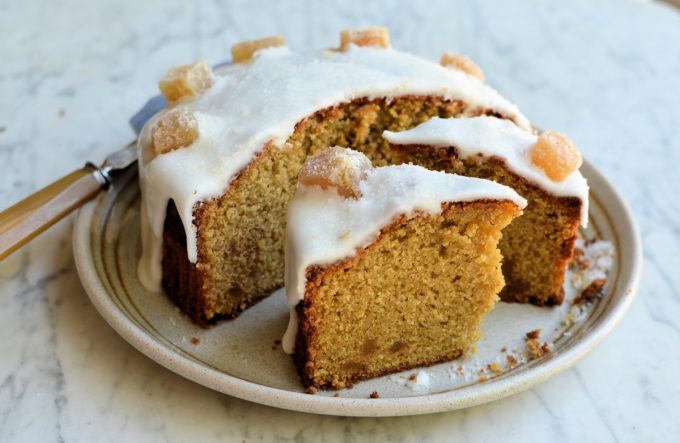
339, 27, 389, 51
298, 147, 372, 198
231, 35, 286, 63
151, 109, 199, 155
440, 52, 485, 82
159, 59, 214, 103
530, 130, 583, 181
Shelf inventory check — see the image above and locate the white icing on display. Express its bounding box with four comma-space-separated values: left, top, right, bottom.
282, 163, 526, 354
383, 116, 589, 225
136, 45, 531, 292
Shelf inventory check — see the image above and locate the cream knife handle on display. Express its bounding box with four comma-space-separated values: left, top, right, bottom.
0, 166, 104, 260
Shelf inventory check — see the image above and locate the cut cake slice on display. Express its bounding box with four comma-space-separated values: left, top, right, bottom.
384, 116, 588, 305
283, 147, 525, 389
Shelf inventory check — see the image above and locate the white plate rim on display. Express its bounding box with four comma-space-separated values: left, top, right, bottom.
72, 158, 642, 417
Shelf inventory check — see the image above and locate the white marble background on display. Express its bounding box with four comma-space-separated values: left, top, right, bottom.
1, 0, 679, 441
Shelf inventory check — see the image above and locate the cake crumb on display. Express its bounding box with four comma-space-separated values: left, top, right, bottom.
526, 339, 541, 359
574, 278, 607, 305
305, 387, 318, 395
570, 247, 590, 269
478, 376, 488, 382
408, 373, 418, 381
346, 383, 354, 390
500, 346, 507, 353
333, 393, 340, 398
541, 342, 552, 355
506, 355, 518, 367
526, 338, 551, 360
487, 363, 503, 375
190, 337, 200, 345
526, 329, 541, 340
370, 391, 380, 399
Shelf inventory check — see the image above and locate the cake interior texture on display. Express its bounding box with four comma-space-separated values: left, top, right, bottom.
161, 96, 477, 324
294, 200, 521, 389
391, 145, 582, 305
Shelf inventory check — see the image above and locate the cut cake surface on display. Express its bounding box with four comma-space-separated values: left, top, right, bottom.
284, 148, 524, 388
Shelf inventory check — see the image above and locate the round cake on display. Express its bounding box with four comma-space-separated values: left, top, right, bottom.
135, 27, 531, 324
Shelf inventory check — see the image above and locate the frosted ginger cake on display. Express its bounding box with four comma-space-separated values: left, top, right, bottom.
136, 27, 532, 323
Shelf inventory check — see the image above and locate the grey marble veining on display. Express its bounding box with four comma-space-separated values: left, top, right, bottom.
1, 0, 679, 441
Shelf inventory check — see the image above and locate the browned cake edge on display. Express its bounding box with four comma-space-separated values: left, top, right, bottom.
292, 200, 519, 389
390, 144, 582, 306
161, 150, 283, 325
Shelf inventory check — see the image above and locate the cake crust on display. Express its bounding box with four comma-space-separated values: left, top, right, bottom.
292, 200, 521, 389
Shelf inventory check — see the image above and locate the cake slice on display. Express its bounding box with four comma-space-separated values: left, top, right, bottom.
384, 116, 589, 305
283, 147, 525, 389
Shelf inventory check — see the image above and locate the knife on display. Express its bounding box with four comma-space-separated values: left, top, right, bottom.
0, 93, 168, 261
0, 141, 139, 260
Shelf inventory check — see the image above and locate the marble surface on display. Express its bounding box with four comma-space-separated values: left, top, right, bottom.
1, 0, 679, 441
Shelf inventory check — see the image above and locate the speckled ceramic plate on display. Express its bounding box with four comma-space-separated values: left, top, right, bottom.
73, 158, 641, 417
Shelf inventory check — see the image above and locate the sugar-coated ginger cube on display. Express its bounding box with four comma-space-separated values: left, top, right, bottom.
151, 109, 199, 155
440, 52, 485, 82
231, 35, 286, 63
298, 147, 372, 198
530, 130, 583, 181
159, 59, 214, 103
339, 27, 389, 51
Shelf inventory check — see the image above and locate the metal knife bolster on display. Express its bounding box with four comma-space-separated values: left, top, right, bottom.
0, 141, 138, 260
87, 141, 139, 188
